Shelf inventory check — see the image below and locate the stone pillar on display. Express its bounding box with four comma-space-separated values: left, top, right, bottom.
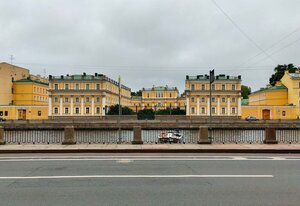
197, 126, 211, 144
62, 126, 76, 145
197, 96, 200, 115
238, 96, 241, 116
264, 128, 278, 144
207, 96, 210, 115
70, 96, 74, 116
48, 95, 52, 117
92, 95, 95, 115
81, 96, 84, 115
59, 96, 63, 116
132, 126, 143, 144
102, 95, 106, 116
186, 96, 190, 115
0, 126, 5, 145
217, 96, 220, 116
227, 96, 231, 116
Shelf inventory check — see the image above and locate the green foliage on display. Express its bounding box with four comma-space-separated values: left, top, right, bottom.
155, 107, 186, 115
107, 104, 134, 115
137, 109, 155, 120
269, 64, 299, 86
241, 85, 251, 99
131, 90, 142, 96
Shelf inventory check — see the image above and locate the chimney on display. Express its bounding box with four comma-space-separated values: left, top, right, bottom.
186, 75, 189, 80
83, 72, 86, 76
60, 75, 63, 79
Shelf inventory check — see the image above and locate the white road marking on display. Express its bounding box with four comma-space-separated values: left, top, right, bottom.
0, 175, 274, 180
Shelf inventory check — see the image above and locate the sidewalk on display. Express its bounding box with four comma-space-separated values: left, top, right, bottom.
0, 143, 299, 153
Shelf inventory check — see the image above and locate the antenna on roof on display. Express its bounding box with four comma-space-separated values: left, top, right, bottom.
9, 55, 14, 64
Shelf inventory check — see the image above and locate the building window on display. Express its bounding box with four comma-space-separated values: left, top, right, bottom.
232, 97, 236, 103
86, 97, 90, 102
4, 111, 8, 116
299, 82, 300, 88
76, 84, 80, 90
38, 111, 42, 116
96, 84, 100, 90
76, 97, 80, 103
222, 97, 226, 103
191, 97, 195, 102
65, 107, 69, 114
191, 84, 195, 91
222, 107, 226, 114
54, 108, 58, 114
34, 87, 36, 92
65, 84, 69, 90
232, 84, 235, 91
86, 107, 90, 114
191, 107, 195, 114
161, 93, 163, 98
222, 84, 225, 91
147, 93, 149, 98
65, 97, 68, 103
212, 107, 216, 114
54, 97, 58, 103
0, 111, 3, 116
169, 93, 172, 98
54, 84, 58, 90
212, 84, 215, 90
86, 84, 90, 90
232, 107, 236, 114
96, 97, 100, 102
282, 111, 286, 116
96, 107, 100, 114
201, 84, 205, 90
75, 107, 80, 114
212, 97, 215, 102
202, 97, 205, 102
202, 107, 205, 114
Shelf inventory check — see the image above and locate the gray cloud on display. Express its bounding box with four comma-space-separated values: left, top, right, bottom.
1, 0, 300, 93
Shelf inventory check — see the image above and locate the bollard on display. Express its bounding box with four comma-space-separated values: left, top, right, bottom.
263, 128, 278, 144
0, 126, 5, 145
132, 126, 143, 144
197, 126, 211, 144
62, 126, 76, 145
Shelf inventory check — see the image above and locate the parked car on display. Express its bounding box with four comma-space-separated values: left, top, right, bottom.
245, 116, 258, 121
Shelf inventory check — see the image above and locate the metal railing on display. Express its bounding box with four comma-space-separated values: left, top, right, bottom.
75, 129, 133, 144
4, 129, 63, 144
211, 129, 265, 144
276, 129, 300, 143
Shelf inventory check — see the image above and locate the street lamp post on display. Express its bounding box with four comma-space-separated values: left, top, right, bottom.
118, 75, 122, 144
209, 69, 215, 142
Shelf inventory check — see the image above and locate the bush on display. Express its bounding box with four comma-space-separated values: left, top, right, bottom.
156, 107, 186, 115
107, 104, 134, 115
137, 109, 155, 120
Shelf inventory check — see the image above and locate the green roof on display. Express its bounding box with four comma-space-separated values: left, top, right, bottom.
14, 78, 49, 86
144, 86, 178, 91
251, 85, 287, 95
241, 99, 249, 105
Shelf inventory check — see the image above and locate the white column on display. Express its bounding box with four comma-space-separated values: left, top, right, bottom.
217, 97, 220, 115
175, 102, 178, 108
197, 96, 200, 115
59, 96, 63, 116
92, 96, 95, 115
186, 97, 190, 115
207, 96, 210, 115
70, 96, 74, 116
48, 95, 52, 117
152, 102, 154, 110
227, 96, 231, 116
102, 95, 106, 116
238, 96, 241, 116
81, 96, 84, 115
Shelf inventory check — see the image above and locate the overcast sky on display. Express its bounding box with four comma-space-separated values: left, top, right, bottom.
1, 0, 300, 93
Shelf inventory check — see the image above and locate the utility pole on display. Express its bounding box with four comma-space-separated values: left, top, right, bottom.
118, 75, 122, 144
10, 55, 14, 64
209, 69, 215, 142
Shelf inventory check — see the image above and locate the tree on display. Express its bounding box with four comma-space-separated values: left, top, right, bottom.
269, 64, 299, 86
107, 104, 134, 115
241, 85, 251, 99
137, 109, 155, 120
131, 90, 142, 96
155, 107, 186, 115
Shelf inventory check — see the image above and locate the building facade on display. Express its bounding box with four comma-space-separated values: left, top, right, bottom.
185, 74, 242, 117
48, 73, 131, 117
130, 86, 183, 112
0, 62, 29, 105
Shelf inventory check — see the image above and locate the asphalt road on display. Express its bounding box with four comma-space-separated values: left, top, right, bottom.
0, 153, 299, 206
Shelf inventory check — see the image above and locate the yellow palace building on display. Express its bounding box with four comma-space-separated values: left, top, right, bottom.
130, 86, 183, 112
0, 78, 49, 120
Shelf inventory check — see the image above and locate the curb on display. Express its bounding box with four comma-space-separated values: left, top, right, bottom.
0, 149, 299, 154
